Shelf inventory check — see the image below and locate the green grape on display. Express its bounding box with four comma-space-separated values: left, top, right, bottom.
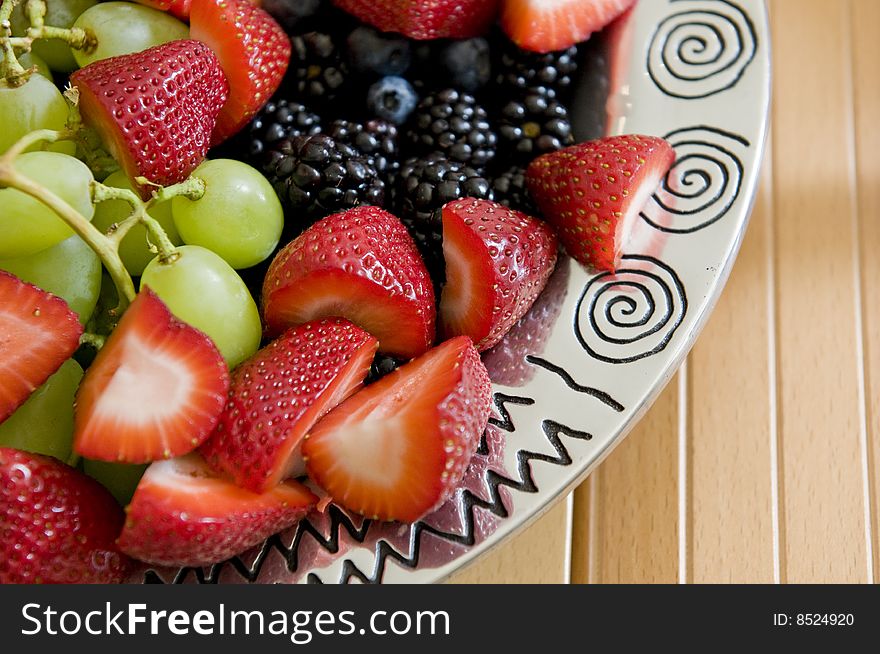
0, 74, 75, 156
141, 245, 262, 368
0, 51, 53, 81
172, 159, 284, 270
0, 359, 83, 461
92, 170, 181, 276
72, 2, 189, 68
0, 235, 101, 324
83, 460, 147, 506
0, 151, 95, 258
11, 0, 98, 73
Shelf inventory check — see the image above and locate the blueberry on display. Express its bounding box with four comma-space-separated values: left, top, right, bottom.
440, 38, 491, 92
261, 0, 323, 33
367, 76, 418, 125
347, 26, 411, 77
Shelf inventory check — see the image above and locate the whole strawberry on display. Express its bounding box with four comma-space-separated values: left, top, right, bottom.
190, 0, 291, 144
438, 198, 558, 352
200, 319, 378, 494
71, 40, 228, 199
526, 134, 674, 272
0, 448, 131, 584
262, 206, 436, 359
333, 0, 501, 40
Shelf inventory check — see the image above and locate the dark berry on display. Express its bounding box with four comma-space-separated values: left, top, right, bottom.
393, 153, 493, 288
263, 134, 385, 228
289, 32, 349, 104
496, 44, 580, 97
365, 354, 404, 384
346, 26, 411, 77
367, 76, 418, 125
234, 99, 322, 163
327, 118, 400, 180
498, 89, 574, 163
439, 38, 492, 92
491, 166, 537, 215
260, 0, 325, 34
406, 89, 497, 169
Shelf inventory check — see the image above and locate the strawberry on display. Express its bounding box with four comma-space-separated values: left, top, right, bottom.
526, 135, 675, 272
439, 198, 558, 352
302, 336, 492, 523
71, 40, 228, 200
73, 288, 229, 464
0, 448, 130, 584
262, 206, 436, 359
0, 271, 82, 423
501, 0, 637, 53
333, 0, 500, 40
132, 0, 193, 20
190, 0, 291, 144
117, 453, 317, 567
200, 319, 378, 494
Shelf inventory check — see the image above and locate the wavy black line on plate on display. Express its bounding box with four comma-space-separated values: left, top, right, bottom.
647, 0, 758, 99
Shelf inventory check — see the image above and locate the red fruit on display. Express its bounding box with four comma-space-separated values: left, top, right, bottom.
71, 40, 228, 200
190, 0, 291, 144
526, 134, 675, 272
200, 319, 378, 494
131, 0, 193, 20
302, 336, 492, 523
501, 0, 636, 52
117, 453, 317, 567
0, 271, 82, 423
333, 0, 500, 40
73, 288, 230, 464
439, 199, 558, 352
0, 448, 130, 584
262, 206, 436, 359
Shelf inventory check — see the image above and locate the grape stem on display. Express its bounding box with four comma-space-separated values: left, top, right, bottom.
80, 332, 106, 350
0, 128, 136, 312
0, 0, 98, 87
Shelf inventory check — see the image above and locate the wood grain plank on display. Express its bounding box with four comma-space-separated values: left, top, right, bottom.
447, 499, 570, 584
851, 0, 880, 581
770, 0, 869, 583
685, 151, 776, 583
571, 379, 680, 584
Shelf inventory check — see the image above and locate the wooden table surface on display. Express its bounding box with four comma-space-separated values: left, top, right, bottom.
450, 0, 880, 584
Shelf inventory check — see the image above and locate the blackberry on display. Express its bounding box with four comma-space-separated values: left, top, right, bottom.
498, 89, 574, 163
327, 119, 400, 180
365, 354, 404, 385
491, 166, 537, 215
496, 44, 579, 97
394, 153, 493, 286
237, 99, 322, 162
264, 134, 385, 226
406, 89, 497, 169
288, 32, 349, 104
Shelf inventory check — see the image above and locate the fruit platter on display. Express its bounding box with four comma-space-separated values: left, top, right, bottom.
0, 0, 769, 584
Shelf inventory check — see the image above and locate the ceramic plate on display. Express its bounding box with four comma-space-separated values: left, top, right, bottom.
137, 0, 771, 584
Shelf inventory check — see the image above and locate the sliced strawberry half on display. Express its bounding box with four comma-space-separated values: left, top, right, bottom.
71, 40, 228, 199
0, 271, 82, 423
190, 0, 291, 144
262, 206, 436, 359
200, 319, 378, 494
1, 447, 130, 584
332, 0, 501, 40
526, 134, 675, 272
117, 453, 317, 567
73, 288, 230, 464
501, 0, 637, 53
439, 198, 558, 352
302, 336, 491, 523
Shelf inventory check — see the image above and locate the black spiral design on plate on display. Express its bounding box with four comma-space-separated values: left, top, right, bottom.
641, 125, 749, 234
575, 255, 687, 364
648, 0, 757, 99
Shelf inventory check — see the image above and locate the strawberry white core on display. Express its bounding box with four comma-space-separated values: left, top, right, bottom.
615, 168, 666, 260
